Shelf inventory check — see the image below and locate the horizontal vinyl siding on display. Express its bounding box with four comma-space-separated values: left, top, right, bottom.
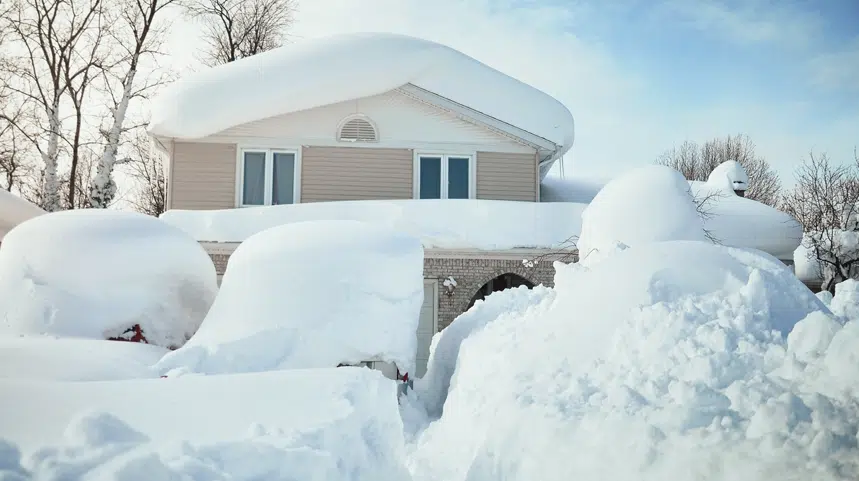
171, 142, 236, 210
476, 152, 536, 202
301, 147, 412, 202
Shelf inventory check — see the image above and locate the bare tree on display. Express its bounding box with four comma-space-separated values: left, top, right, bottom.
656, 134, 782, 206
183, 0, 296, 66
0, 0, 105, 211
782, 150, 859, 293
89, 0, 176, 208
124, 132, 166, 216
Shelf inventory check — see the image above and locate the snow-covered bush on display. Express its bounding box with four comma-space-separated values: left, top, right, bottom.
156, 220, 424, 376
408, 241, 854, 481
577, 165, 707, 262
0, 209, 217, 348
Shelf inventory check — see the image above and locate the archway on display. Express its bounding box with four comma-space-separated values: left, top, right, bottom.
467, 273, 534, 310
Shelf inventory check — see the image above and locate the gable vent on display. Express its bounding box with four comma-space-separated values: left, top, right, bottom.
338, 117, 378, 142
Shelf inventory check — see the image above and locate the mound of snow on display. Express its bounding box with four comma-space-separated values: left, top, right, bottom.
707, 160, 749, 193
408, 241, 856, 481
157, 220, 424, 376
0, 368, 409, 480
577, 165, 707, 261
0, 190, 44, 240
149, 32, 574, 159
0, 209, 217, 348
161, 199, 585, 250
0, 338, 167, 382
830, 279, 859, 320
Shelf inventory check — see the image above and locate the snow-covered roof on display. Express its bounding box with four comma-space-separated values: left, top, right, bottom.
0, 189, 45, 239
148, 33, 574, 156
708, 160, 749, 192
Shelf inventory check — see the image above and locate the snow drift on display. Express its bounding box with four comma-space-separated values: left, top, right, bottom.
0, 368, 409, 481
156, 220, 425, 376
149, 32, 574, 159
0, 209, 218, 348
0, 189, 44, 240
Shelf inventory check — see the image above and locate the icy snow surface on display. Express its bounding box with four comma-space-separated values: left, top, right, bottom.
161, 199, 585, 250
577, 165, 708, 260
0, 209, 218, 348
0, 338, 167, 382
0, 190, 44, 239
156, 220, 425, 375
149, 32, 574, 154
0, 368, 409, 480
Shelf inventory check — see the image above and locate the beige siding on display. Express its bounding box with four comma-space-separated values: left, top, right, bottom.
170, 142, 236, 210
476, 152, 536, 201
301, 147, 413, 202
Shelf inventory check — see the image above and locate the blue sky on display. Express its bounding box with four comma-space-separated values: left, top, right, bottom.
166, 0, 859, 185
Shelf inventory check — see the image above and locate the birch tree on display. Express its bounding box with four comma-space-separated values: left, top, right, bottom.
0, 0, 104, 211
89, 0, 176, 208
183, 0, 296, 65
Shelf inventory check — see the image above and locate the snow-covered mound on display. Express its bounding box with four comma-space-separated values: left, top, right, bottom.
0, 368, 409, 480
161, 199, 585, 250
577, 165, 707, 260
149, 32, 574, 158
0, 209, 218, 348
408, 241, 855, 481
156, 220, 424, 376
707, 160, 749, 193
0, 189, 44, 240
0, 338, 167, 382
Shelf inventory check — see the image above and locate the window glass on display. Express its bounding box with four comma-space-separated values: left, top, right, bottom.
419, 156, 442, 199
272, 152, 296, 205
242, 151, 266, 205
448, 157, 470, 199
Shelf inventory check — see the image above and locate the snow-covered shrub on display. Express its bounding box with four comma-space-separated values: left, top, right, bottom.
0, 209, 217, 348
577, 165, 707, 262
408, 241, 855, 481
156, 220, 424, 376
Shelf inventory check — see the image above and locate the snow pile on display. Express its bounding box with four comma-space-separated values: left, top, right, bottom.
0, 189, 44, 239
149, 32, 574, 158
707, 160, 749, 193
156, 220, 425, 376
830, 279, 859, 320
0, 209, 218, 348
408, 241, 857, 481
0, 338, 167, 381
0, 368, 409, 480
577, 165, 707, 261
161, 199, 585, 250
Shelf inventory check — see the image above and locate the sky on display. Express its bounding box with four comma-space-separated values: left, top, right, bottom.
160, 0, 859, 185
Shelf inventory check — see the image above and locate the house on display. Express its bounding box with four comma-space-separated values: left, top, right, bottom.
149, 32, 802, 377
0, 189, 45, 243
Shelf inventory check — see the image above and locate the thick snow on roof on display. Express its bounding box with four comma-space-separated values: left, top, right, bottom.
0, 189, 44, 238
149, 32, 574, 154
707, 160, 749, 192
160, 200, 585, 250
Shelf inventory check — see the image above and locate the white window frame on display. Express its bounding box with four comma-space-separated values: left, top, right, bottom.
412, 152, 476, 200
236, 147, 302, 207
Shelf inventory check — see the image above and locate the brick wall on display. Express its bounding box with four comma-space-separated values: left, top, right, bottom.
208, 249, 571, 332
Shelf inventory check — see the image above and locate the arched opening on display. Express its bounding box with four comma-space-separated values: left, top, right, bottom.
467, 273, 534, 310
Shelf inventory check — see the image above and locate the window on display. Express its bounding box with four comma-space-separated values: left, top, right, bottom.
338, 115, 378, 142
239, 149, 299, 206
415, 154, 474, 199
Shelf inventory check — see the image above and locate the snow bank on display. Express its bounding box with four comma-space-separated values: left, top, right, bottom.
707, 160, 749, 193
0, 338, 167, 382
156, 220, 424, 376
0, 209, 218, 348
161, 199, 585, 250
0, 189, 44, 240
149, 32, 574, 156
577, 165, 707, 260
0, 368, 409, 480
408, 241, 854, 481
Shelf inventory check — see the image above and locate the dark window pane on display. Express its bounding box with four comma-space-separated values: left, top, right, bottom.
448, 157, 470, 199
272, 152, 296, 205
242, 152, 266, 205
419, 156, 441, 199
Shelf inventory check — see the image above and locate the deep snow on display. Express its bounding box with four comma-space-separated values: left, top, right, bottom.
156, 220, 425, 376
0, 189, 44, 240
149, 32, 574, 159
0, 209, 218, 348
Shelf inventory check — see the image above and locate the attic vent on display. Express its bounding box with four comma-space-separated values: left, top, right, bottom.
338, 116, 378, 142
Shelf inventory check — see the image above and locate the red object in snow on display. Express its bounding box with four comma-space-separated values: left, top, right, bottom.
107, 324, 149, 344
